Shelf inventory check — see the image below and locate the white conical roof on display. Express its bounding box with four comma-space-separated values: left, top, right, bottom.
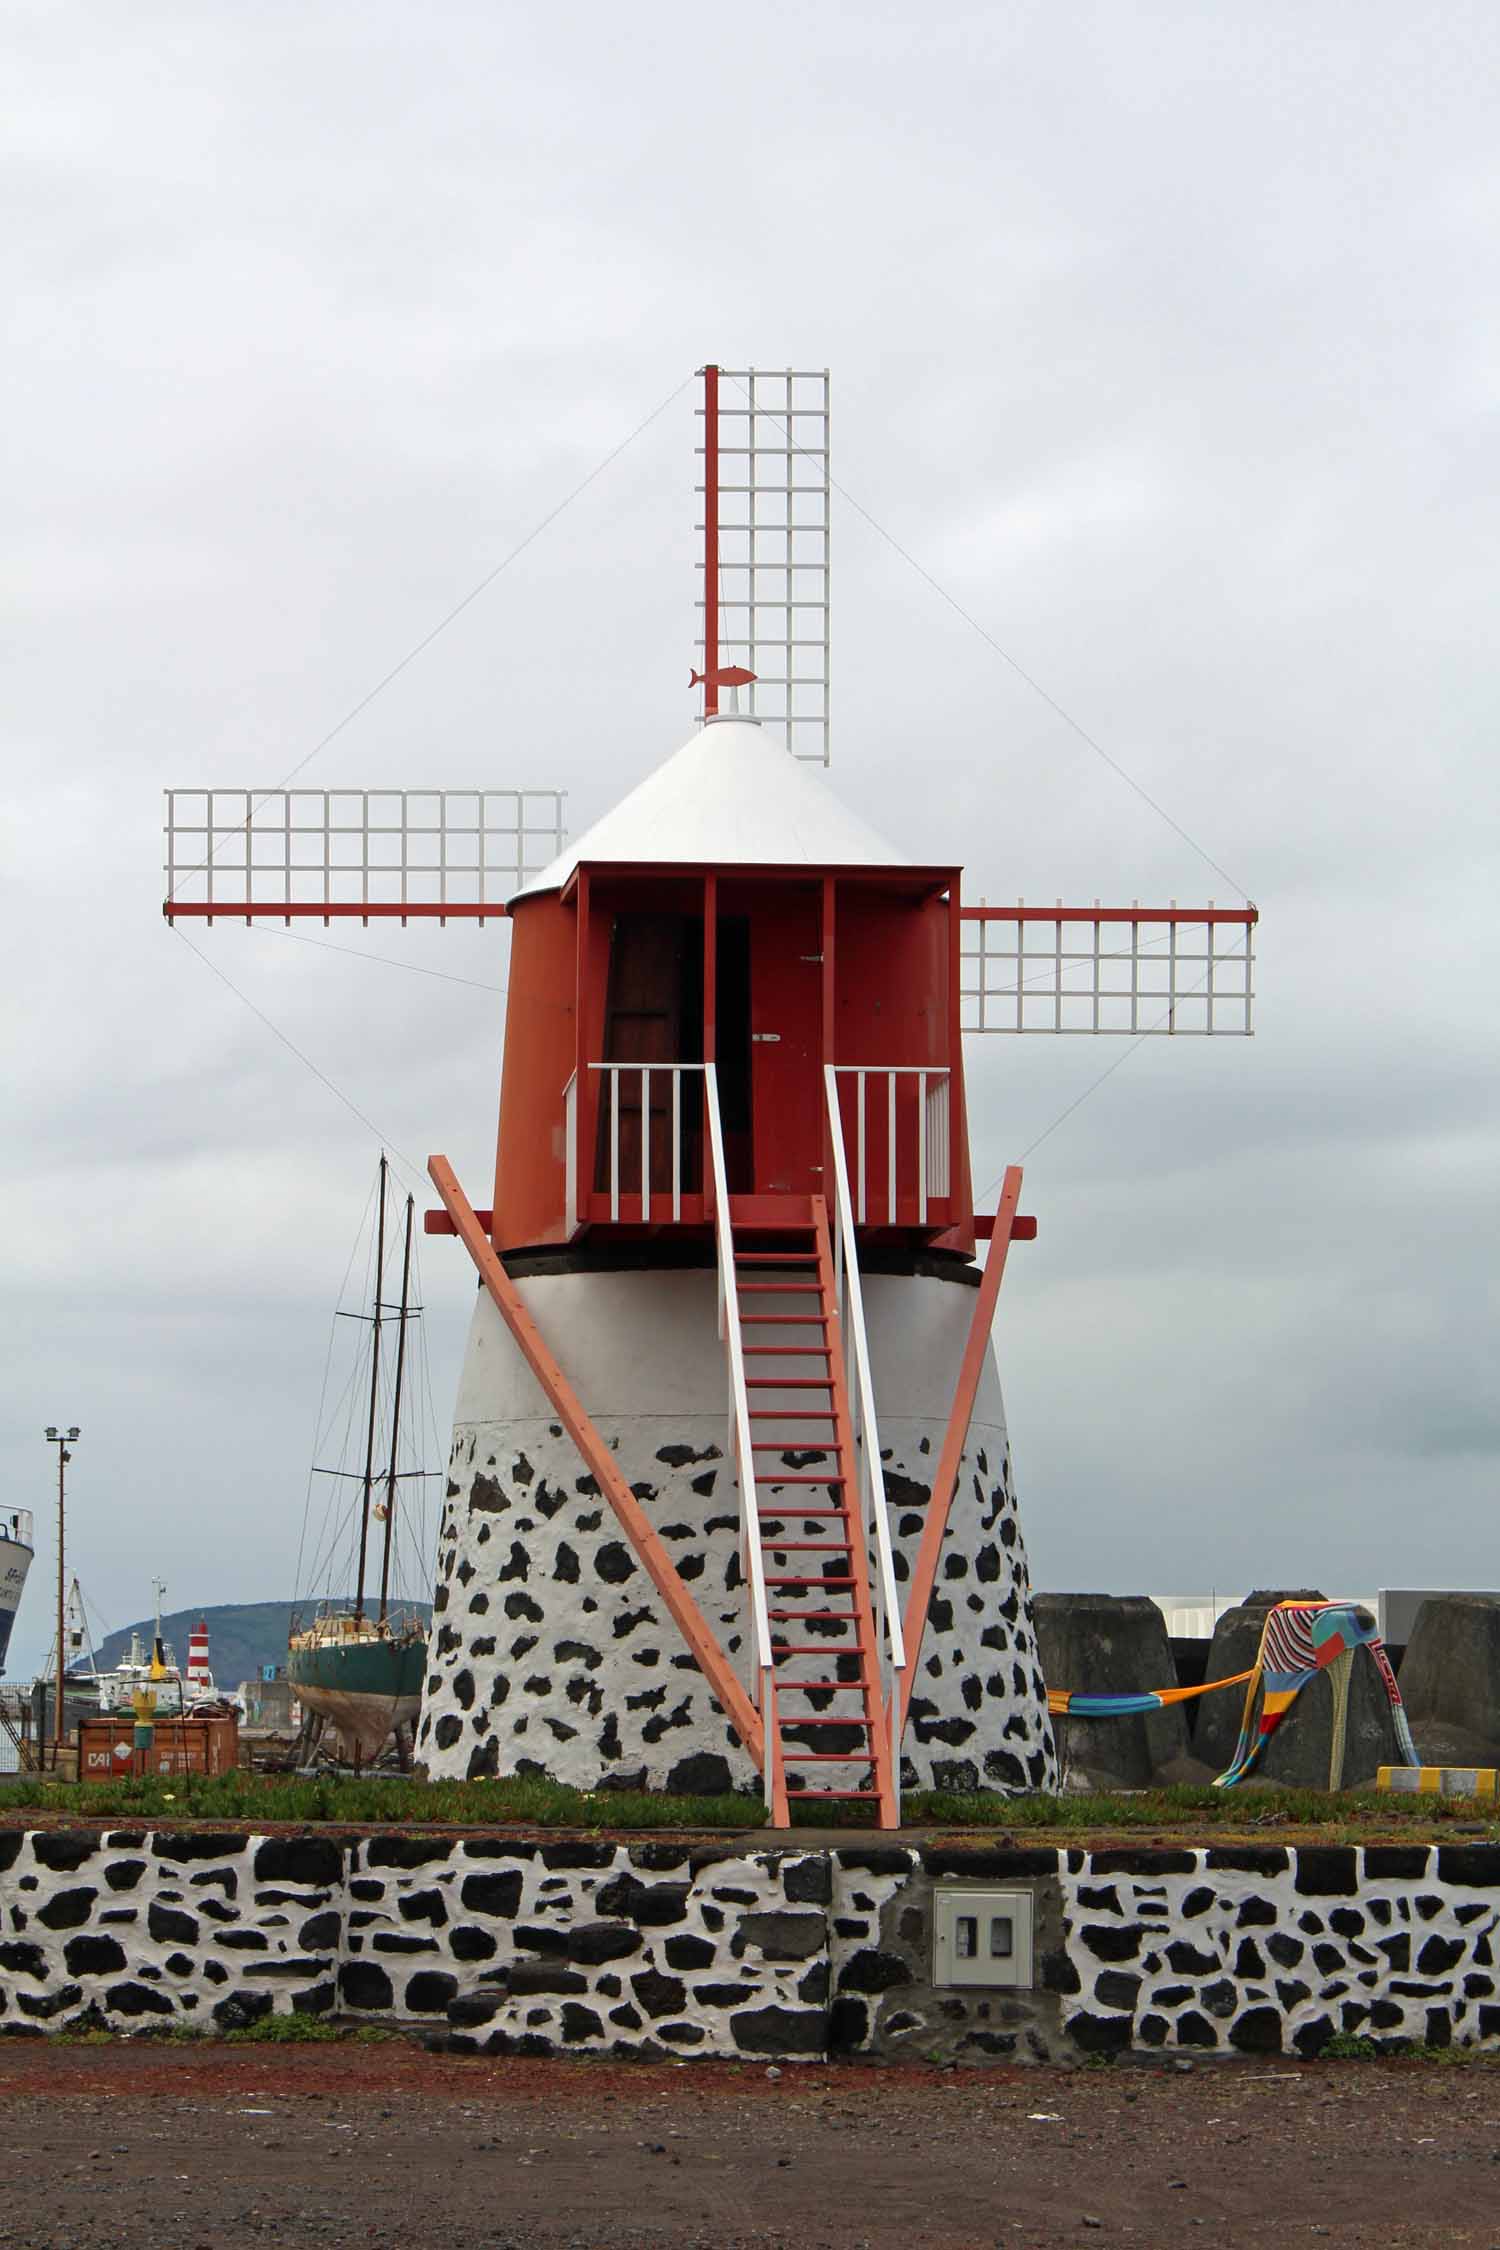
512, 715, 907, 901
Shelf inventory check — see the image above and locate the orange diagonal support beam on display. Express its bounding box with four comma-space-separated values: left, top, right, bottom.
897, 1164, 1024, 1736
428, 1154, 764, 1764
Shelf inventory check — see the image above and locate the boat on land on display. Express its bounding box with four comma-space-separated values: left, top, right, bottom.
287, 1155, 431, 1763
0, 1510, 34, 1677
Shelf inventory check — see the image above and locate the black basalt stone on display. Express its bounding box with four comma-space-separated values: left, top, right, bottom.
569, 1922, 643, 1965
405, 1971, 460, 2014
37, 1889, 95, 1931
560, 2002, 604, 2044
1294, 1848, 1358, 1897
1292, 2014, 1335, 2057
1071, 2012, 1131, 2055
1236, 1898, 1276, 1928
213, 1992, 274, 2031
64, 1935, 127, 1976
1089, 1848, 1196, 1877
31, 1833, 98, 1873
147, 1903, 198, 1945
666, 1750, 733, 1796
1204, 1846, 1290, 1876
629, 1969, 687, 2019
1040, 1949, 1081, 1995
1266, 1932, 1305, 1969
922, 1846, 1055, 1879
466, 1737, 500, 1780
1174, 2010, 1219, 2048
1364, 1845, 1431, 1881
733, 1911, 825, 1963
1229, 2007, 1282, 2053
1234, 1939, 1266, 1980
1094, 1970, 1141, 2013
1079, 1924, 1141, 1963
398, 1890, 448, 1929
105, 1861, 145, 1892
254, 1837, 343, 1887
17, 1983, 84, 2021
1417, 1933, 1464, 1977
460, 1870, 524, 1919
783, 1857, 832, 1906
105, 1981, 173, 2018
450, 1926, 497, 1963
1437, 1845, 1500, 1889
300, 1910, 342, 1951
731, 2004, 826, 2055
1164, 1939, 1219, 1977
339, 1960, 394, 2011
596, 1542, 637, 1586
837, 1949, 910, 1994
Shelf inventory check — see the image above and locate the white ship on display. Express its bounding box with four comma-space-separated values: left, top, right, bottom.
0, 1512, 34, 1678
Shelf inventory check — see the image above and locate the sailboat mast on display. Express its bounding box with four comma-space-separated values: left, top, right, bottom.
377, 1192, 415, 1626
353, 1154, 388, 1626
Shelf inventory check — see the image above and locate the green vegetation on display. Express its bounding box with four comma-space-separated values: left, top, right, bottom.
1322, 2029, 1379, 2059
0, 1767, 1496, 1838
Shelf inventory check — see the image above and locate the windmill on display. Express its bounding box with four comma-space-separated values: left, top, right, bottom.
165, 364, 1256, 1831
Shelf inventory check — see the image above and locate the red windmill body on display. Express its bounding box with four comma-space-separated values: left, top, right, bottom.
165, 364, 1256, 1827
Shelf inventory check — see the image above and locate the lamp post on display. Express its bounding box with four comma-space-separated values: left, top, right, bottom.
43, 1427, 79, 1771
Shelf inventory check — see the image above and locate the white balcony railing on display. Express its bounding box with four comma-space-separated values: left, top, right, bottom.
590, 1062, 705, 1224
830, 1066, 950, 1226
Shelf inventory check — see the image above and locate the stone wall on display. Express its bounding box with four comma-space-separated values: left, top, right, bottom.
4, 1830, 1499, 2061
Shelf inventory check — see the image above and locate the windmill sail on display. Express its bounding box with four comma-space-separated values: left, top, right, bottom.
960, 903, 1256, 1035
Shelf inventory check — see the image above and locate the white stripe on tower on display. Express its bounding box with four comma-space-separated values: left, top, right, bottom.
186, 1619, 211, 1692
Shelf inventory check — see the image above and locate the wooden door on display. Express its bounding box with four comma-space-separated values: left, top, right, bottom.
748, 887, 823, 1196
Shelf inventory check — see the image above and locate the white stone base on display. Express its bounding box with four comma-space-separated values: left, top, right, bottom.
416, 1262, 1058, 1796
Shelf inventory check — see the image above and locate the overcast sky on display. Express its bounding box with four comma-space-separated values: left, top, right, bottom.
5, 1, 1496, 1679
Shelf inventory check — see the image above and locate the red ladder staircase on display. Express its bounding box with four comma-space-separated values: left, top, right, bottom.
733, 1197, 898, 1828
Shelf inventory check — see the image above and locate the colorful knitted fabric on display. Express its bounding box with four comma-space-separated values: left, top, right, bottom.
1047, 1672, 1253, 1720
1213, 1600, 1420, 1789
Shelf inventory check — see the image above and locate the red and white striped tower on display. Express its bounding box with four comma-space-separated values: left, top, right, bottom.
186, 1619, 212, 1698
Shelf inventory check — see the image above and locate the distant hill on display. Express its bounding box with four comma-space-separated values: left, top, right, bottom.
92, 1600, 433, 1688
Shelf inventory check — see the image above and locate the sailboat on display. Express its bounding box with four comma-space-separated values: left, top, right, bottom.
287, 1156, 430, 1763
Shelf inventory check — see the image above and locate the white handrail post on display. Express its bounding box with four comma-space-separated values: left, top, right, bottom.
640, 1065, 650, 1222
563, 1071, 578, 1237
822, 1064, 905, 1824
609, 1069, 620, 1223
703, 1061, 778, 1821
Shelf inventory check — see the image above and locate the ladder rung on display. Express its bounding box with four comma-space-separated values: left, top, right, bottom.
748, 1410, 835, 1420
781, 1752, 874, 1764
774, 1676, 866, 1688
766, 1575, 855, 1589
741, 1314, 828, 1326
739, 1282, 821, 1295
768, 1608, 855, 1621
760, 1540, 850, 1551
787, 1789, 874, 1800
736, 1253, 817, 1265
771, 1646, 864, 1658
744, 1377, 833, 1389
761, 1507, 847, 1519
779, 1715, 872, 1730
743, 1346, 830, 1356
758, 1474, 846, 1485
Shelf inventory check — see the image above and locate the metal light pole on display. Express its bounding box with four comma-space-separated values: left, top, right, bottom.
43, 1427, 79, 1771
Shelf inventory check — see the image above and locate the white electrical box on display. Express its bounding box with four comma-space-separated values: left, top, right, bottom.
932, 1887, 1035, 1988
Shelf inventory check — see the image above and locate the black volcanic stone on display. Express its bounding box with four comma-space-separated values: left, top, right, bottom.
31, 1833, 98, 1873
629, 1970, 687, 2020
1079, 1924, 1141, 1963
213, 1992, 274, 2031
448, 1994, 505, 2029
921, 1847, 1055, 1879
512, 1925, 569, 1956
783, 1858, 832, 1906
148, 1904, 198, 1946
1417, 1934, 1464, 1977
666, 1751, 734, 1795
64, 1935, 126, 1976
732, 1912, 825, 1963
461, 1870, 524, 1919
569, 1923, 643, 1966
0, 1837, 21, 1874
1095, 1971, 1141, 2013
664, 1934, 716, 1971
105, 1981, 174, 2017
1089, 1849, 1195, 1877
1230, 2007, 1282, 2053
1040, 1950, 1081, 1995
1236, 1897, 1276, 1928
1365, 1846, 1431, 1881
300, 1910, 341, 1952
1071, 2011, 1132, 2055
1165, 1940, 1219, 1978
405, 1972, 459, 2014
338, 1961, 394, 2011
1292, 2014, 1335, 2057
104, 1861, 145, 1892
837, 1950, 910, 1994
560, 2002, 604, 2044
509, 1963, 589, 1997
1437, 1845, 1500, 1889
253, 1837, 343, 1887
1204, 1847, 1289, 1876
1175, 2010, 1218, 2048
1294, 1848, 1358, 1897
1266, 1932, 1305, 1969
450, 1926, 497, 1963
1376, 1934, 1411, 1971
37, 1889, 95, 1932
731, 2004, 826, 2055
17, 1984, 84, 2021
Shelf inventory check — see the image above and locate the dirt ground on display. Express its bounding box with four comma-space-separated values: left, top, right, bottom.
1, 2044, 1497, 2250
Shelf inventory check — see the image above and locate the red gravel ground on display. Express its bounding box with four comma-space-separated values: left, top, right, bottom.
0, 2042, 1496, 2249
